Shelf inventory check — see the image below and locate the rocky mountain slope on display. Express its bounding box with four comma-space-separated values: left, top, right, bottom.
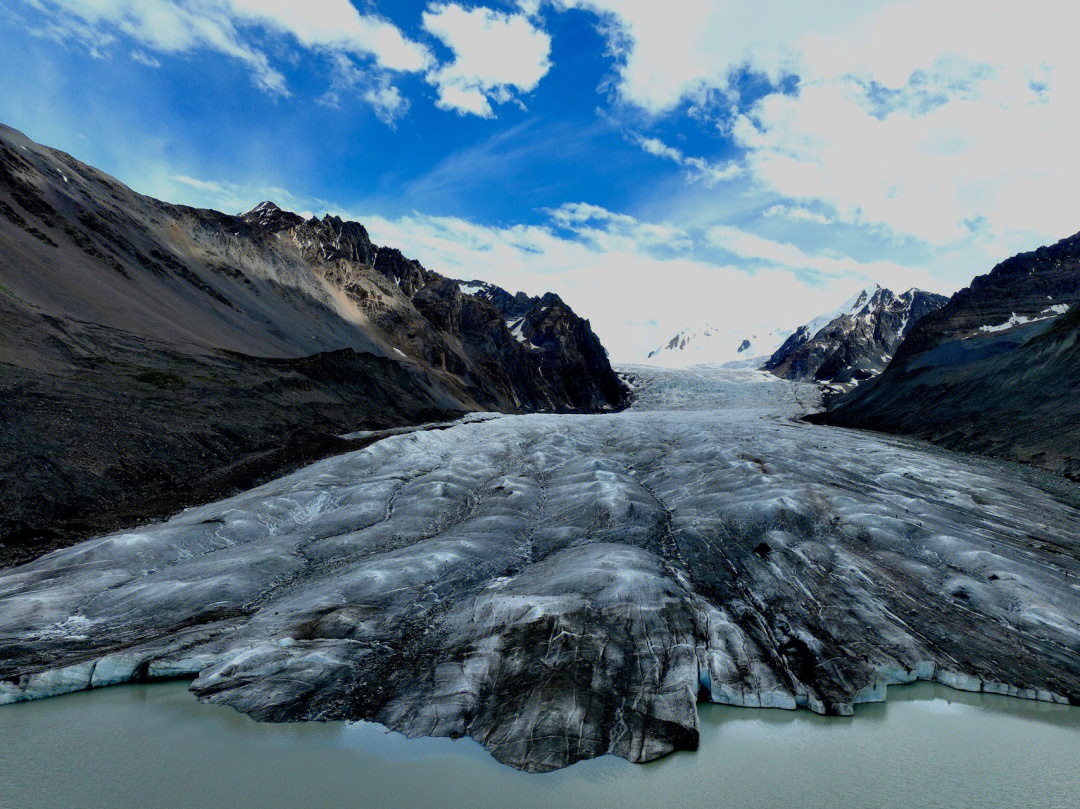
457, 280, 628, 410
765, 285, 947, 386
646, 324, 792, 367
0, 124, 626, 564
813, 233, 1080, 478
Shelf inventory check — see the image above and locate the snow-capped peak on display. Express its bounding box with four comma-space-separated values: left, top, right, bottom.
764, 283, 949, 385
646, 324, 793, 368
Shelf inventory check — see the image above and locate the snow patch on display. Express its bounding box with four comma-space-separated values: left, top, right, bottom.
979, 304, 1070, 333
507, 317, 533, 346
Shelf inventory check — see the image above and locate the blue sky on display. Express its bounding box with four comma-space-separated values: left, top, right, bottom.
2, 1, 1078, 360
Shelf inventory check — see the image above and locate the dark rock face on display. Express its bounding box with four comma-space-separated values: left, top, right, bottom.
241, 202, 377, 266
460, 279, 536, 319
225, 218, 628, 415
813, 232, 1080, 478
3, 366, 1079, 773
891, 231, 1080, 364
765, 286, 947, 385
371, 247, 428, 295
461, 281, 628, 412
0, 124, 626, 563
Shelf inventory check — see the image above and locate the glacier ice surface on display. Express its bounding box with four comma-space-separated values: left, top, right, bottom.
2, 365, 1080, 771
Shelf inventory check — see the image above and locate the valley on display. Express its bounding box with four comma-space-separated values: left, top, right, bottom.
3, 365, 1079, 772
4, 3, 1080, 806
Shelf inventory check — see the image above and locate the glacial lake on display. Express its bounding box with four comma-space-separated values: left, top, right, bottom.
2, 682, 1078, 809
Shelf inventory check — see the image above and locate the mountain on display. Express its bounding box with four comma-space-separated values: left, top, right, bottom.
764, 285, 948, 386
812, 232, 1080, 478
0, 124, 627, 564
646, 324, 792, 367
456, 280, 627, 410
459, 279, 536, 319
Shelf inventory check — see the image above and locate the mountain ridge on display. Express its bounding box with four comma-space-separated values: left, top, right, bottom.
813, 231, 1080, 478
0, 123, 627, 564
764, 284, 948, 386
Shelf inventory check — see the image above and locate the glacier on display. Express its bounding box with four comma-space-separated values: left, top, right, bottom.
1, 365, 1079, 772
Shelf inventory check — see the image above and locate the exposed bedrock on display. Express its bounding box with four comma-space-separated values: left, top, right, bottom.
2, 367, 1080, 771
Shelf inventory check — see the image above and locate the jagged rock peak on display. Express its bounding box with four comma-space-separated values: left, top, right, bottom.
240, 202, 374, 265
459, 279, 538, 320
765, 284, 947, 386
457, 278, 628, 409
242, 200, 306, 231
249, 200, 283, 215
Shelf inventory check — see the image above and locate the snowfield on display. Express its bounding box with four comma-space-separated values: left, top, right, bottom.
2, 366, 1080, 771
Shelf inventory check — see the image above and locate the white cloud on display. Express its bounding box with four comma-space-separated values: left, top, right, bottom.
634, 135, 739, 185
637, 136, 682, 162
732, 58, 1080, 245
228, 0, 430, 72
432, 84, 494, 118
681, 154, 740, 185
171, 174, 226, 193
553, 0, 879, 114
558, 0, 1080, 249
706, 225, 936, 292
762, 204, 832, 225
355, 206, 870, 361
362, 80, 408, 125
317, 53, 410, 123
129, 50, 162, 68
546, 201, 692, 251
547, 201, 636, 228
422, 3, 551, 117
24, 0, 430, 108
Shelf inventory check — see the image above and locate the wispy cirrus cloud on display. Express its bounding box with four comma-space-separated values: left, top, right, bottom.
170, 174, 225, 193
634, 134, 739, 185
129, 50, 161, 68
22, 0, 431, 106
706, 225, 935, 291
